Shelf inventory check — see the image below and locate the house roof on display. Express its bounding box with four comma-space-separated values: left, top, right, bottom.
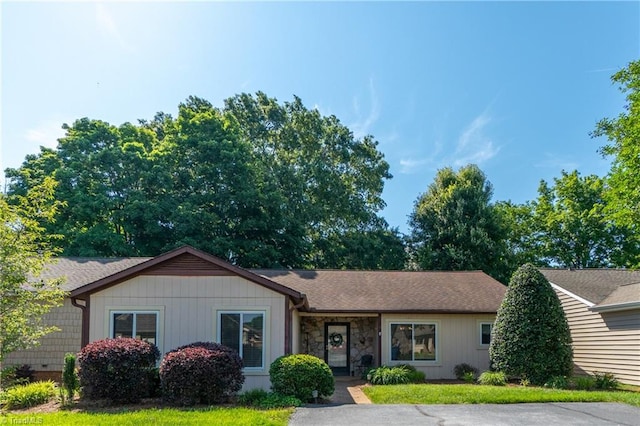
540, 268, 640, 305
253, 269, 506, 313
41, 246, 506, 314
40, 257, 151, 291
58, 246, 304, 302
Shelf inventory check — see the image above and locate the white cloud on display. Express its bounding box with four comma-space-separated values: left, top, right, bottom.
534, 154, 579, 171
397, 111, 499, 175
95, 3, 134, 53
351, 77, 380, 138
452, 112, 500, 167
399, 157, 433, 174
24, 120, 67, 148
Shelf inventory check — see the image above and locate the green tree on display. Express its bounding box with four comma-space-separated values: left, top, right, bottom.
494, 200, 541, 272
0, 177, 65, 363
490, 264, 572, 385
6, 93, 399, 269
409, 164, 510, 282
592, 61, 640, 267
223, 92, 395, 268
531, 170, 636, 268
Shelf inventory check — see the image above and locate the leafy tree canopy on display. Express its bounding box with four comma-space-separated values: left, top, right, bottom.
5, 94, 404, 270
593, 60, 640, 231
0, 177, 65, 362
409, 164, 510, 282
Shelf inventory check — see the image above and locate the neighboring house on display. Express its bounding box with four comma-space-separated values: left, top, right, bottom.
541, 269, 640, 386
5, 246, 506, 390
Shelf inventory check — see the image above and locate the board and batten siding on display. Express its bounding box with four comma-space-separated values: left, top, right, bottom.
89, 275, 287, 391
3, 298, 82, 375
381, 313, 496, 379
554, 288, 640, 386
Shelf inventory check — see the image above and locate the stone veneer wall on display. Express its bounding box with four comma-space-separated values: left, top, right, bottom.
300, 316, 377, 375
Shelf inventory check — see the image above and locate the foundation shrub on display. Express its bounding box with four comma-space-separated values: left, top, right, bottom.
454, 363, 478, 380
269, 354, 334, 401
478, 371, 507, 386
77, 338, 160, 403
159, 341, 244, 406
1, 380, 57, 409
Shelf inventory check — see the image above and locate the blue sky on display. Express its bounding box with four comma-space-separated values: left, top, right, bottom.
2, 2, 639, 234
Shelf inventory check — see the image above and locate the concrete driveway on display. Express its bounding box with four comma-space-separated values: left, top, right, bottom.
289, 403, 640, 426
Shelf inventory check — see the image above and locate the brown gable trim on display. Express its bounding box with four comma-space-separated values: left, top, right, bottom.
70, 245, 304, 302
139, 252, 233, 276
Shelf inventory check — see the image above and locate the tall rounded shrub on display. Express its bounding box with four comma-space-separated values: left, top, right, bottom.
269, 354, 334, 401
77, 338, 160, 403
489, 264, 573, 385
159, 342, 244, 406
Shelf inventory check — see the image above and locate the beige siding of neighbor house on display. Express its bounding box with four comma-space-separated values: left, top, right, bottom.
89, 275, 287, 391
4, 298, 82, 375
554, 289, 640, 386
381, 313, 496, 379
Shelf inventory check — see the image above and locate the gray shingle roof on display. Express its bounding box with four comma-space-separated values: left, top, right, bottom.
41, 257, 151, 291
42, 256, 506, 313
253, 270, 506, 313
540, 268, 640, 305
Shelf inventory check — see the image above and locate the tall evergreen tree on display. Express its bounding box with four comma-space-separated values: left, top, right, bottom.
490, 264, 572, 385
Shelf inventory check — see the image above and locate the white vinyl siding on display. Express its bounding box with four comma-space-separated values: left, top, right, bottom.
90, 275, 286, 391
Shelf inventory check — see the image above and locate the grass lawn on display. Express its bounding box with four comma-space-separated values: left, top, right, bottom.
0, 407, 293, 425
363, 384, 640, 407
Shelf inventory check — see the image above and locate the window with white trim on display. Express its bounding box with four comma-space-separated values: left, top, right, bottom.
390, 323, 436, 362
219, 311, 264, 368
480, 322, 492, 346
111, 311, 159, 345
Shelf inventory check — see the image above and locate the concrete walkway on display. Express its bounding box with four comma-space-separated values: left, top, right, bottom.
325, 376, 370, 405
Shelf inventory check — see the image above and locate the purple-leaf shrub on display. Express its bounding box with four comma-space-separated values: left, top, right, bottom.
159, 341, 244, 406
77, 338, 160, 403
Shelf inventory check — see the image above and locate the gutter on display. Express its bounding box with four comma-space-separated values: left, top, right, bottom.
589, 301, 640, 313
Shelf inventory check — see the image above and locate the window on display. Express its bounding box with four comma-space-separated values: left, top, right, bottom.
480, 322, 492, 346
390, 323, 436, 362
219, 312, 264, 368
111, 311, 158, 345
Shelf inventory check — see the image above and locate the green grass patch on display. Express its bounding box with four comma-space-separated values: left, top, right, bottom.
0, 407, 293, 425
363, 384, 640, 407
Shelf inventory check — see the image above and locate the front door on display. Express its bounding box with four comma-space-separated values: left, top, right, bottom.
324, 322, 350, 376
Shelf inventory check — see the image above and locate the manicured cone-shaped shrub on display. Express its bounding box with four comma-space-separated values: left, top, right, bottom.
489, 264, 573, 385
77, 338, 160, 403
159, 342, 244, 406
269, 354, 334, 402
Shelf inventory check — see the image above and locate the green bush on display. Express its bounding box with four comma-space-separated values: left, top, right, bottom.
463, 371, 476, 383
544, 375, 569, 389
490, 264, 573, 385
478, 371, 507, 386
62, 353, 79, 402
369, 366, 410, 385
238, 389, 302, 408
77, 338, 160, 403
573, 376, 596, 390
407, 370, 426, 383
269, 354, 334, 402
453, 363, 478, 380
593, 372, 619, 390
1, 380, 57, 409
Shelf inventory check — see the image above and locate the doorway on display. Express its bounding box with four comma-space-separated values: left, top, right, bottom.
324, 322, 350, 376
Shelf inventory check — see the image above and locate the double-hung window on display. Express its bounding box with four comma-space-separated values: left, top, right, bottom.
390, 322, 437, 362
111, 311, 159, 345
219, 311, 265, 369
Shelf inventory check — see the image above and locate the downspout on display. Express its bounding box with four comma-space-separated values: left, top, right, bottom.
286, 294, 308, 355
71, 297, 90, 347
377, 313, 382, 367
